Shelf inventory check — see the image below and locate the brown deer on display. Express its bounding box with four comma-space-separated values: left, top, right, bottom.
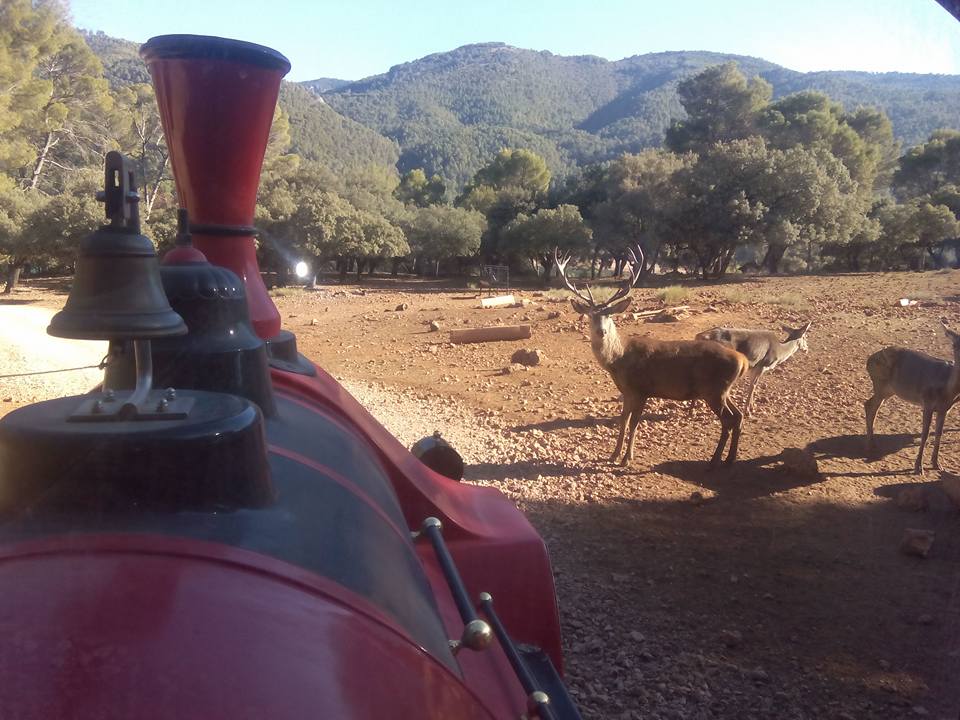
556, 247, 750, 468
695, 324, 811, 416
865, 320, 960, 474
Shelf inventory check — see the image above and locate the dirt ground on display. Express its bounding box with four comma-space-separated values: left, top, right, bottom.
3, 271, 960, 719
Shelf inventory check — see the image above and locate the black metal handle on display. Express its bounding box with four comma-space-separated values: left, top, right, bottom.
414, 517, 492, 653
478, 593, 559, 720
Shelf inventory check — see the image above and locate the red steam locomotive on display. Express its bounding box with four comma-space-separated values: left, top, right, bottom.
0, 35, 581, 719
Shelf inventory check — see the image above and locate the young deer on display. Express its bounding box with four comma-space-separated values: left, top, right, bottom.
557, 247, 749, 468
695, 324, 811, 416
865, 320, 960, 475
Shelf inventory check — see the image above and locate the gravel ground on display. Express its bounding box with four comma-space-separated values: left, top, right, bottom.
0, 305, 106, 409
5, 275, 960, 719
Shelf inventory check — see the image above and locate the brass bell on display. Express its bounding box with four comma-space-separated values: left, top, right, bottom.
47, 151, 186, 341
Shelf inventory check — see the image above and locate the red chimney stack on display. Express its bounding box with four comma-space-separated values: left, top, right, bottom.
141, 34, 291, 339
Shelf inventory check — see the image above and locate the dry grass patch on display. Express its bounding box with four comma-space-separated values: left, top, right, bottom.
719, 287, 751, 304
765, 292, 808, 310
655, 285, 689, 305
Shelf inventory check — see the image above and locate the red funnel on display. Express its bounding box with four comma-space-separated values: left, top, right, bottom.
140, 35, 291, 339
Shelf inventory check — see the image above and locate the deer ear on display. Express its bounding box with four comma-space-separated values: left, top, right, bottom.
571, 299, 591, 316
604, 297, 633, 315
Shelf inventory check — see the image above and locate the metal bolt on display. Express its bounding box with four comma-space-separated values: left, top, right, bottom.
103, 389, 116, 402
92, 400, 104, 414
460, 619, 493, 651
156, 398, 169, 412
164, 387, 176, 400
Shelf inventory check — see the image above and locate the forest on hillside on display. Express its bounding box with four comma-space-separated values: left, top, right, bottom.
318, 43, 960, 188
1, 1, 960, 291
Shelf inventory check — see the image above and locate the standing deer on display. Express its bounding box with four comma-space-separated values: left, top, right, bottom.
865, 319, 960, 474
556, 247, 749, 468
695, 324, 811, 416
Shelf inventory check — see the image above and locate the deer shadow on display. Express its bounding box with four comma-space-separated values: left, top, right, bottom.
654, 451, 829, 502
514, 416, 615, 432
807, 432, 915, 462
513, 410, 671, 434
807, 431, 960, 477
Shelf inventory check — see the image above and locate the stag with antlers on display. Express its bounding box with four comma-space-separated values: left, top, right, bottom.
556, 247, 750, 468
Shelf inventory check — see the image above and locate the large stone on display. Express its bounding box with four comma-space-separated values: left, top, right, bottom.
900, 529, 935, 558
646, 307, 689, 323
779, 447, 821, 479
511, 348, 544, 367
896, 486, 928, 512
941, 475, 960, 511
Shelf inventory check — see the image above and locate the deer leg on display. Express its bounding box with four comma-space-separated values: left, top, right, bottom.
864, 393, 887, 457
705, 397, 730, 468
723, 398, 745, 465
915, 405, 934, 475
621, 397, 649, 466
931, 409, 948, 472
609, 402, 631, 463
743, 368, 761, 417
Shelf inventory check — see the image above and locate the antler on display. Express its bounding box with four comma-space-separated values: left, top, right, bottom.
554, 247, 596, 306
596, 245, 644, 310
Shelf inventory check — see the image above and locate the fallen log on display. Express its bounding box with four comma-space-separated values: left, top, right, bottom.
449, 324, 532, 344
631, 305, 690, 319
480, 294, 516, 308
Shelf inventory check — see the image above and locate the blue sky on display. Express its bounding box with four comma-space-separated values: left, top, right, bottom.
70, 0, 960, 82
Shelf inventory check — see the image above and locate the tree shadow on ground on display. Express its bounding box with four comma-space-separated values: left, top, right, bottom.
0, 298, 38, 306
522, 491, 960, 719
873, 478, 953, 508
465, 459, 585, 483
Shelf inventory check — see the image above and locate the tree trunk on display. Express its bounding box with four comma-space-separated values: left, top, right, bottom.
356, 259, 364, 282
391, 257, 402, 276
590, 251, 598, 280
29, 132, 57, 190
143, 154, 169, 219
641, 240, 662, 276
764, 244, 786, 274
338, 259, 348, 282
539, 255, 553, 286
4, 263, 24, 294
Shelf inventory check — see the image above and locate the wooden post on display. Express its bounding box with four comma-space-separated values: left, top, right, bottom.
479, 294, 516, 309
449, 325, 532, 344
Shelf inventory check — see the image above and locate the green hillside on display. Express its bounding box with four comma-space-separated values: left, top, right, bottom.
82, 31, 399, 174
317, 44, 960, 187
279, 84, 399, 173
82, 31, 960, 191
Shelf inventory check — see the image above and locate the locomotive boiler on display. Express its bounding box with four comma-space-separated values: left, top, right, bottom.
0, 35, 580, 719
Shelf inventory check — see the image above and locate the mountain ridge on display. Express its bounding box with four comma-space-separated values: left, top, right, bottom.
308, 42, 960, 186
80, 31, 960, 190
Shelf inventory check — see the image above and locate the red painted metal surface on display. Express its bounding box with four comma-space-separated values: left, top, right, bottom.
272, 367, 566, 672
0, 535, 497, 720
145, 52, 283, 339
